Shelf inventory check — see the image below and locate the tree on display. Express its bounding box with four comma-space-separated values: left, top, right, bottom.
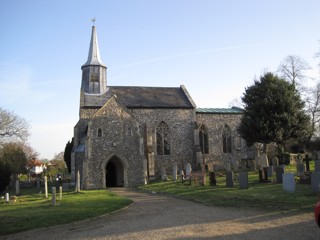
278, 55, 310, 88
0, 143, 27, 191
64, 138, 74, 173
238, 72, 311, 152
0, 108, 30, 145
305, 82, 320, 138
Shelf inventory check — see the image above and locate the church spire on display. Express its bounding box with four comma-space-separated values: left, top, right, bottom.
82, 25, 106, 68
80, 23, 107, 95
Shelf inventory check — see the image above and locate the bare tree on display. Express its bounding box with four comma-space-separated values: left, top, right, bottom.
278, 55, 311, 87
305, 82, 320, 138
0, 108, 30, 145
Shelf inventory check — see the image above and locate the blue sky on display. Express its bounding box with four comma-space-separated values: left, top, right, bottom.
0, 0, 319, 160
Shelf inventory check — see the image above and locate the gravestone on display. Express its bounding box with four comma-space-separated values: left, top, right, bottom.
5, 193, 9, 203
315, 160, 320, 173
239, 171, 248, 189
275, 166, 285, 183
311, 172, 320, 193
59, 186, 63, 200
226, 171, 234, 188
36, 179, 40, 189
173, 162, 177, 181
44, 176, 48, 198
296, 163, 306, 176
209, 172, 217, 186
282, 173, 295, 192
186, 163, 192, 176
15, 180, 20, 195
272, 157, 279, 169
305, 154, 310, 172
52, 187, 56, 206
161, 167, 168, 181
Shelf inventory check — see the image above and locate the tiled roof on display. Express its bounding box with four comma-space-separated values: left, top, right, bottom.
196, 107, 244, 114
109, 86, 195, 108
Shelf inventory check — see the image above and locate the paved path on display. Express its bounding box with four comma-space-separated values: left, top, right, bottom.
1, 188, 319, 240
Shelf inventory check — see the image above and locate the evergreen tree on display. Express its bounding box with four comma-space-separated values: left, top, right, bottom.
64, 138, 74, 173
238, 72, 311, 151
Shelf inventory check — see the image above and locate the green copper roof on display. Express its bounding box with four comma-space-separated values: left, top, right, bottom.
196, 107, 244, 114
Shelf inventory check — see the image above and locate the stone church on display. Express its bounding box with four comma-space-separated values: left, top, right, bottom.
71, 25, 248, 189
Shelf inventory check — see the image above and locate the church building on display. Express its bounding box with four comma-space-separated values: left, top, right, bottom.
71, 25, 248, 189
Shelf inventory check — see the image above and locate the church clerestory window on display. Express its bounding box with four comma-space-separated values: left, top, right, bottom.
199, 124, 209, 154
222, 124, 232, 153
97, 128, 102, 137
156, 121, 170, 155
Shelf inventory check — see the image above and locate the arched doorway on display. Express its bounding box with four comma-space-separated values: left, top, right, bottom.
106, 156, 124, 187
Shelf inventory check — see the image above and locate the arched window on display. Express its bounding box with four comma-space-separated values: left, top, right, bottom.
97, 128, 102, 137
222, 124, 232, 153
199, 124, 209, 154
156, 121, 170, 155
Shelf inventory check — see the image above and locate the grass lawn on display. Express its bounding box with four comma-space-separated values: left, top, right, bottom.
139, 162, 319, 213
0, 188, 133, 236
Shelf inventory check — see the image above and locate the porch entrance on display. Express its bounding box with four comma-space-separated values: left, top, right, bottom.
106, 156, 124, 187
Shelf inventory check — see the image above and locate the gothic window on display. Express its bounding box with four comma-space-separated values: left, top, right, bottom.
97, 128, 102, 137
199, 124, 209, 154
222, 124, 232, 153
156, 121, 170, 155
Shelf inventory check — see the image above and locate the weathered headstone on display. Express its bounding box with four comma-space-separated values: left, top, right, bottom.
44, 176, 48, 198
5, 193, 9, 203
315, 160, 320, 173
311, 172, 320, 193
282, 173, 295, 192
172, 162, 177, 181
186, 163, 192, 176
272, 157, 279, 169
209, 172, 217, 186
36, 179, 40, 189
52, 187, 56, 206
239, 171, 248, 189
161, 167, 168, 181
15, 180, 20, 195
296, 163, 306, 176
226, 171, 234, 188
260, 153, 269, 169
59, 186, 63, 200
275, 166, 285, 183
305, 154, 310, 172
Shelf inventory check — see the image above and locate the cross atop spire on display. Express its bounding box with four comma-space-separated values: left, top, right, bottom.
91, 17, 96, 26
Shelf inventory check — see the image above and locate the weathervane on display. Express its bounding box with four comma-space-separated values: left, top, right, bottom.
91, 17, 96, 26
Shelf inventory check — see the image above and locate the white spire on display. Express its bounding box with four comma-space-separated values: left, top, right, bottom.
82, 25, 106, 68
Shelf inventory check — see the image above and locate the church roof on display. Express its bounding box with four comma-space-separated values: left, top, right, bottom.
196, 107, 244, 114
108, 85, 195, 108
81, 26, 106, 68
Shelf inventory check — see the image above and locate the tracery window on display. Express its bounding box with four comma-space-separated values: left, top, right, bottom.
97, 128, 102, 137
199, 124, 209, 154
222, 124, 232, 153
156, 121, 170, 155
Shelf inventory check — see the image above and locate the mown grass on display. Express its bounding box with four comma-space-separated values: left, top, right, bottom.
139, 162, 319, 213
0, 189, 132, 236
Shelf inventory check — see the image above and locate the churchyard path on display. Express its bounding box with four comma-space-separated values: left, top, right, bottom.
2, 188, 319, 240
